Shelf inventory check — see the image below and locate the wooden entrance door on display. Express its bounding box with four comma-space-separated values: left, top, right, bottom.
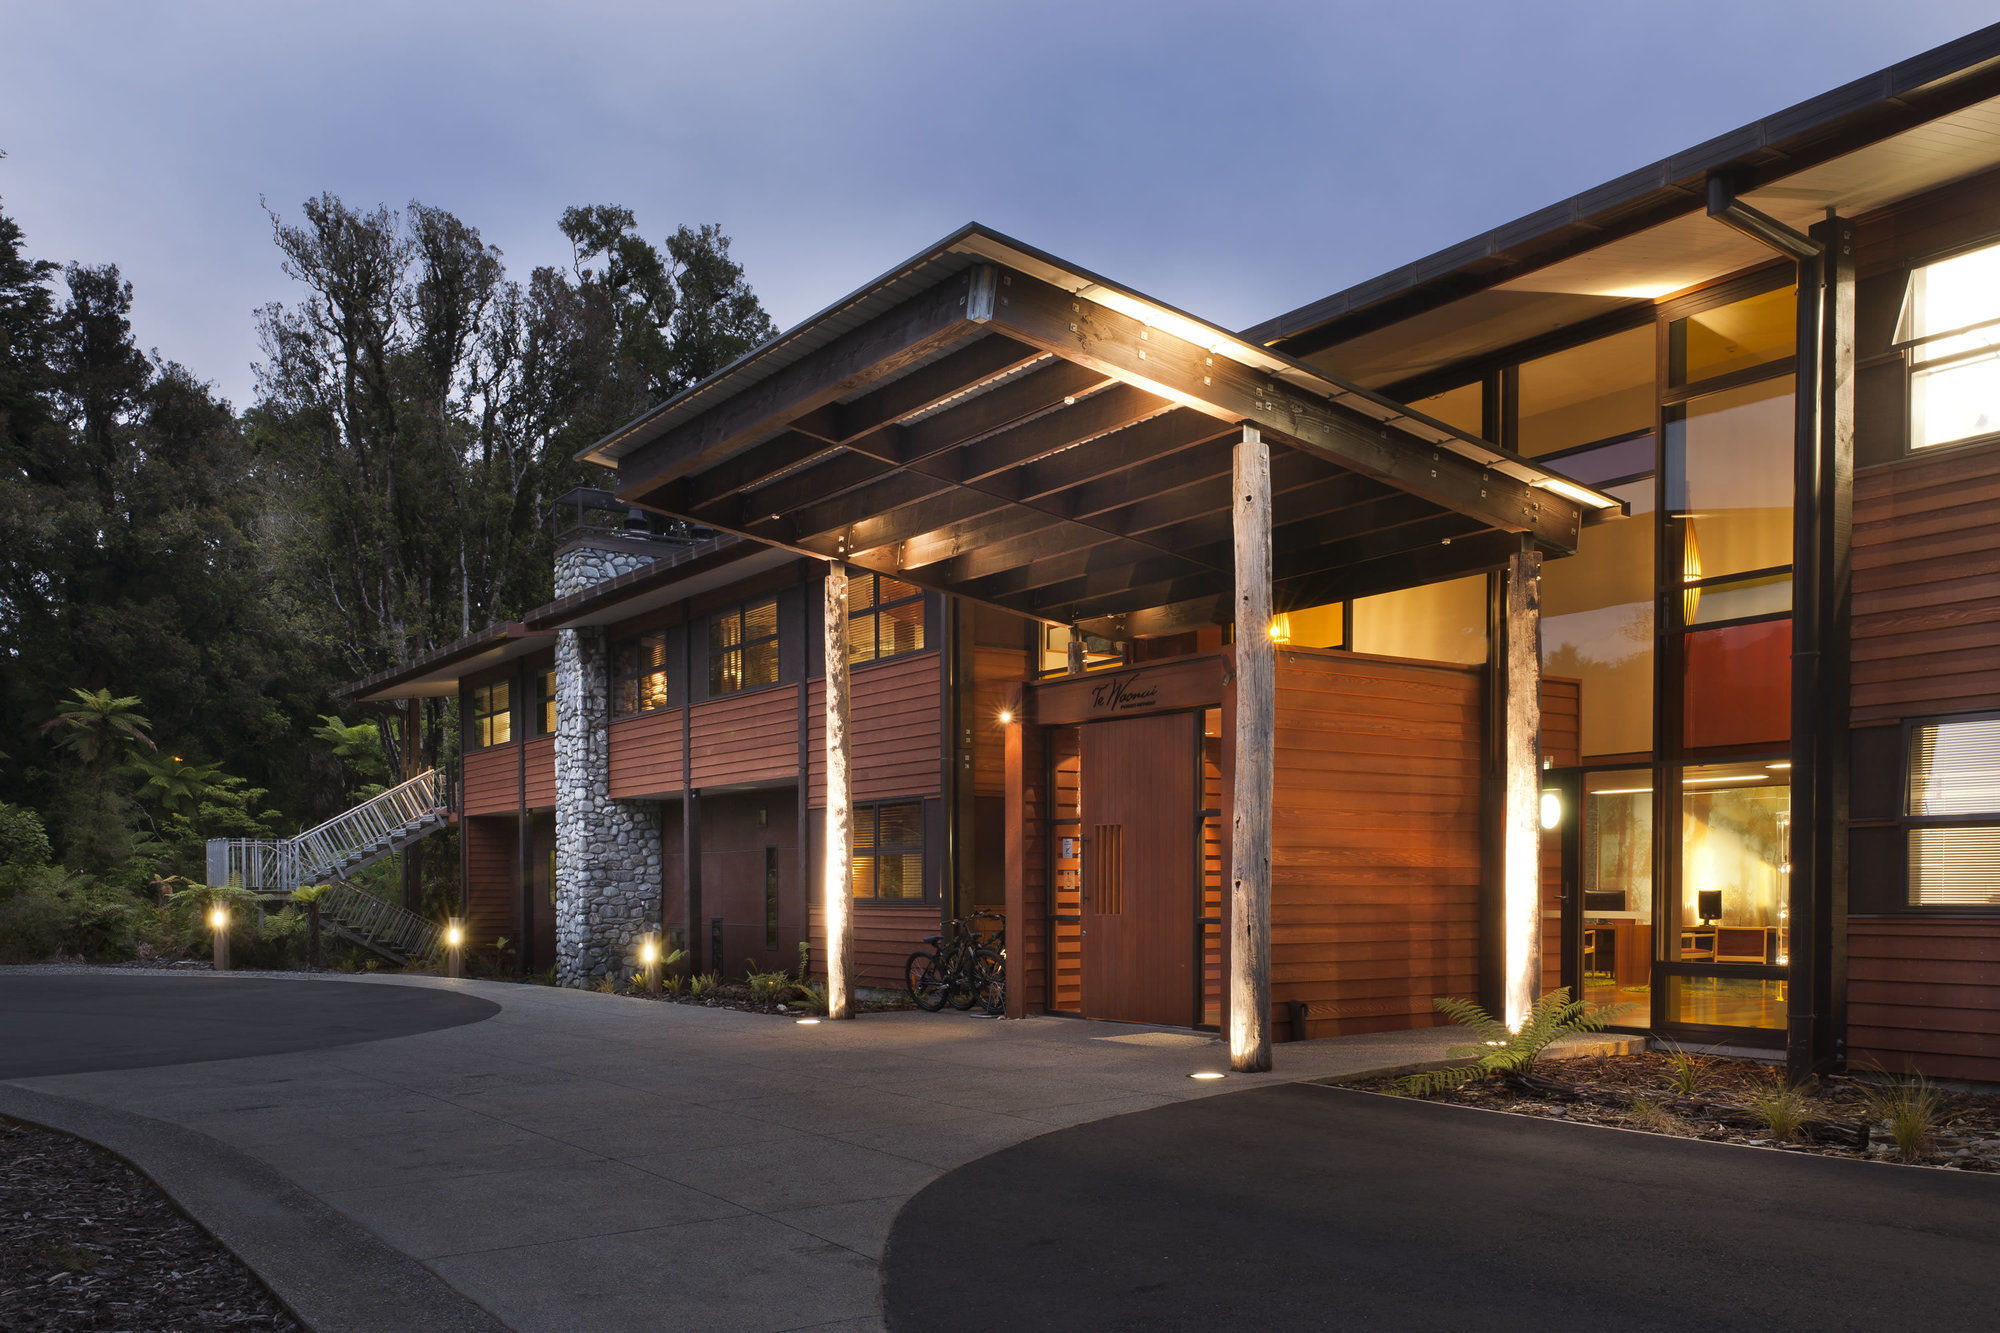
1079, 711, 1197, 1025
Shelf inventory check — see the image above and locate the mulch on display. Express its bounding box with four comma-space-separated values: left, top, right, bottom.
1354, 1051, 2000, 1170
0, 1118, 299, 1331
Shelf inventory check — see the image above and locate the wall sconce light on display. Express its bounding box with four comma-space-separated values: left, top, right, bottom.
1539, 791, 1562, 831
997, 708, 1014, 725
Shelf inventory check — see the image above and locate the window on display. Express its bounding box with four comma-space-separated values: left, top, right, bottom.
709, 598, 780, 695
1906, 716, 2000, 908
1517, 325, 1654, 458
1408, 382, 1483, 436
846, 573, 926, 665
1038, 625, 1123, 675
1897, 240, 2000, 449
1349, 574, 1488, 665
533, 668, 557, 736
1543, 477, 1654, 758
612, 630, 670, 716
852, 800, 925, 901
470, 681, 511, 748
1669, 285, 1795, 386
1268, 602, 1344, 649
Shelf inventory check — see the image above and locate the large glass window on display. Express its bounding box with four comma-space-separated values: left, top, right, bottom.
709, 599, 780, 695
1408, 382, 1483, 436
1667, 761, 1789, 1030
1349, 574, 1488, 665
1670, 285, 1795, 385
1517, 326, 1654, 458
612, 630, 670, 716
1543, 477, 1653, 758
1898, 239, 2000, 450
470, 681, 512, 749
852, 800, 925, 901
1580, 769, 1654, 1018
1906, 716, 2000, 908
846, 573, 926, 665
1666, 376, 1795, 585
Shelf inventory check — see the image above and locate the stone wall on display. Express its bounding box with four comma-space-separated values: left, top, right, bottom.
553, 539, 664, 986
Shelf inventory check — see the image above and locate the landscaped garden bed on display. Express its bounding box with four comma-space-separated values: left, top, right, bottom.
1352, 1049, 2000, 1171
0, 1117, 299, 1331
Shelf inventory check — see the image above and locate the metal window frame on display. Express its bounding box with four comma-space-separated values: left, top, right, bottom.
707, 597, 783, 697
609, 628, 672, 717
1898, 709, 2000, 914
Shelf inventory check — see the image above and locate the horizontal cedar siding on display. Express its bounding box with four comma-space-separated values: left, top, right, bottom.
462, 747, 517, 816
609, 709, 684, 798
1852, 443, 2000, 723
524, 737, 556, 809
1271, 650, 1482, 1038
808, 653, 942, 805
463, 816, 515, 951
810, 900, 936, 991
691, 688, 798, 789
1848, 919, 2000, 1083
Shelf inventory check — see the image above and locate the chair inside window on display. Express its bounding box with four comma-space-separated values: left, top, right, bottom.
1713, 926, 1770, 965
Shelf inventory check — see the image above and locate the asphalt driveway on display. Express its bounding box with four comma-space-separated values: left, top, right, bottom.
0, 972, 499, 1076
884, 1081, 2000, 1331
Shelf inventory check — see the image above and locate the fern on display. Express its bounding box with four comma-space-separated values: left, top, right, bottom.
1400, 988, 1629, 1096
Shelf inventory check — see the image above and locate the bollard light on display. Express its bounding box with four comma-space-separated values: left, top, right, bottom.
640, 936, 661, 996
209, 903, 230, 972
445, 923, 464, 949
444, 920, 464, 979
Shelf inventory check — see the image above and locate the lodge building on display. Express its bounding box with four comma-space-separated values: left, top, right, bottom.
350, 28, 2000, 1083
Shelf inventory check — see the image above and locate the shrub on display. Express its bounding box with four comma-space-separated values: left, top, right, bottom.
1745, 1074, 1820, 1141
793, 980, 828, 1013
1859, 1069, 1954, 1161
1627, 1096, 1689, 1136
689, 971, 719, 997
1659, 1040, 1710, 1097
0, 803, 52, 868
1399, 988, 1628, 1095
0, 868, 140, 963
745, 967, 793, 1003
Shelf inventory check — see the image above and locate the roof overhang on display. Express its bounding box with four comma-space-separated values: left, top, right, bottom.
589, 225, 1619, 639
525, 536, 793, 631
343, 623, 555, 703
1251, 25, 2000, 385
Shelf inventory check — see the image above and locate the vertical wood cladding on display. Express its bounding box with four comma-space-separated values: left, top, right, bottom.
1270, 650, 1483, 1037
1852, 443, 2000, 722
608, 709, 685, 798
523, 737, 557, 810
462, 747, 519, 817
692, 687, 802, 789
807, 653, 943, 805
972, 644, 1027, 799
462, 816, 516, 952
1540, 679, 1580, 997
1848, 919, 2000, 1083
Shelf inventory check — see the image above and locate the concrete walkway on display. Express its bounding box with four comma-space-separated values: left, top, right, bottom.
0, 969, 1467, 1332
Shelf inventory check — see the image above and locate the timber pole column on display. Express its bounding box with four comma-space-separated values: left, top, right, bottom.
1502, 541, 1544, 1030
824, 561, 856, 1020
1229, 425, 1274, 1073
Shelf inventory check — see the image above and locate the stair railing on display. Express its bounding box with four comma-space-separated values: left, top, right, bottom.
209, 768, 444, 893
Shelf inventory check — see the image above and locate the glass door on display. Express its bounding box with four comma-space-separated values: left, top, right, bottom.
1575, 768, 1655, 1025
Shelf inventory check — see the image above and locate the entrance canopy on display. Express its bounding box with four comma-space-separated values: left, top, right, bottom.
586, 226, 1621, 637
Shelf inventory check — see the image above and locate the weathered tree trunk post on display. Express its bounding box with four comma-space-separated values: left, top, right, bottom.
1066, 628, 1085, 676
1230, 425, 1274, 1073
824, 562, 856, 1020
1502, 541, 1544, 1031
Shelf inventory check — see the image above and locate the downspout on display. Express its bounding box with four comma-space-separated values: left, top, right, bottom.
1705, 174, 1853, 1083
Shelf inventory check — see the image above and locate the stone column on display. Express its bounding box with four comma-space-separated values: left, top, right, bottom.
553, 538, 664, 987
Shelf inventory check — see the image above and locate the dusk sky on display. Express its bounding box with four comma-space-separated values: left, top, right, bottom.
3, 2, 1993, 410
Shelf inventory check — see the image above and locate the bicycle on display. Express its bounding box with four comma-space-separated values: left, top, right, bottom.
905, 911, 1005, 1015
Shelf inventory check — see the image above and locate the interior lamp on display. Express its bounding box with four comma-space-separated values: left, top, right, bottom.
1268, 614, 1292, 644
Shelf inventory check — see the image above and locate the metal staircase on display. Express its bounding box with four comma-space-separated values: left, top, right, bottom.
206, 769, 451, 966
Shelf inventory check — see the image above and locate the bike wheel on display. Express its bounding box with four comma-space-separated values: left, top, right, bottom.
905, 950, 949, 1012
971, 947, 1005, 1016
946, 947, 979, 1010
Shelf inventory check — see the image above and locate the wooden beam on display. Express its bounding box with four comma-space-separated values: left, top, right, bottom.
987, 271, 1586, 550
1230, 425, 1274, 1074
824, 562, 855, 1020
1501, 542, 1543, 1031
617, 267, 991, 499
829, 334, 1044, 441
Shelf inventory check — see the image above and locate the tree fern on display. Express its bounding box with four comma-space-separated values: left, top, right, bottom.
1400, 988, 1630, 1096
